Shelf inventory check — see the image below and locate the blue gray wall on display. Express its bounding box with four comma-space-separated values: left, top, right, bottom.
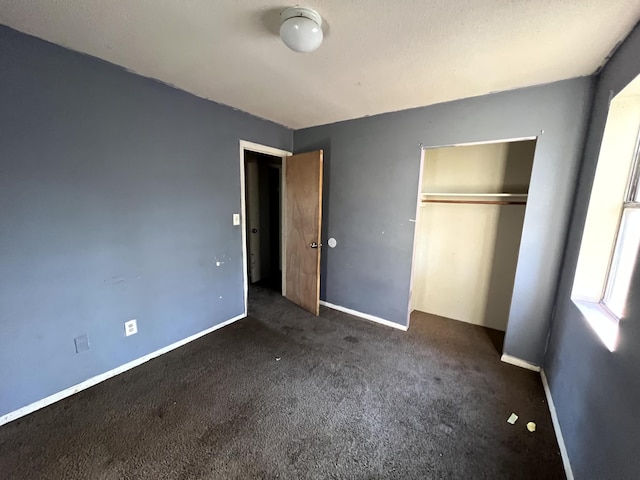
544, 22, 640, 478
295, 78, 592, 365
0, 26, 292, 417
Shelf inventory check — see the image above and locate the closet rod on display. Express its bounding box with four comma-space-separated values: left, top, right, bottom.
422, 199, 527, 205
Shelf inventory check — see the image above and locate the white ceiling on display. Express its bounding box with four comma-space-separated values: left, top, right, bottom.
1, 1, 640, 129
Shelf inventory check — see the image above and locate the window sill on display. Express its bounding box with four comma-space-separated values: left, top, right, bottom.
572, 300, 620, 351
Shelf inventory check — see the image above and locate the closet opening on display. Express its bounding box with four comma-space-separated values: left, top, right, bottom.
408, 138, 537, 354
244, 150, 283, 294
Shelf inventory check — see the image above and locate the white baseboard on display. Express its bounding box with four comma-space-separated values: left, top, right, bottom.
319, 301, 408, 331
0, 313, 246, 427
541, 369, 574, 480
500, 354, 541, 372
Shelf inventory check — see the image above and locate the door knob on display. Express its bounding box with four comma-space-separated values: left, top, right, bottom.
310, 242, 322, 248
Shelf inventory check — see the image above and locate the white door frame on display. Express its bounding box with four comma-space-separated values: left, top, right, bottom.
239, 140, 292, 315
406, 147, 427, 329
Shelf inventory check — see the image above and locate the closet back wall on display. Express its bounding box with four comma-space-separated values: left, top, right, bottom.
411, 141, 535, 331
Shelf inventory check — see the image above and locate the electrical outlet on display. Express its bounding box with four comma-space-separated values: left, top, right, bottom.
74, 334, 90, 353
233, 213, 240, 226
124, 319, 137, 336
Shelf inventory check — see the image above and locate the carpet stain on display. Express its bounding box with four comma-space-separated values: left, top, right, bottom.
437, 423, 454, 435
199, 402, 257, 446
281, 325, 303, 335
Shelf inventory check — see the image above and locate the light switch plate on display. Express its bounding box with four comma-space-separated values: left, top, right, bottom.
233, 213, 240, 226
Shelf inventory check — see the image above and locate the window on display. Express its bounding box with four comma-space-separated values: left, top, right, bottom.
571, 80, 640, 351
603, 137, 640, 318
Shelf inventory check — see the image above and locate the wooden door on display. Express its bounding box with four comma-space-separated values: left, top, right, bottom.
285, 150, 323, 314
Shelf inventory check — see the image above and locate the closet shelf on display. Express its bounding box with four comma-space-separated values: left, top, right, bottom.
420, 193, 528, 205
422, 193, 528, 198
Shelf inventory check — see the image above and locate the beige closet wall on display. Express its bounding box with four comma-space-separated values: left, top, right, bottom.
411, 141, 535, 331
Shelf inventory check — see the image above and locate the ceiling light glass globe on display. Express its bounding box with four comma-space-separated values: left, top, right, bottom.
280, 16, 323, 53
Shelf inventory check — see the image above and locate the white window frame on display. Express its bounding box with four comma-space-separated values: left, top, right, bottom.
570, 90, 640, 352
601, 131, 640, 318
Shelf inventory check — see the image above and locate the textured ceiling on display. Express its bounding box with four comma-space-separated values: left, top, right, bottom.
1, 1, 640, 128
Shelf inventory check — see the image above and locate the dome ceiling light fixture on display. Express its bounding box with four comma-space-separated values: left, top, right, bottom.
279, 6, 324, 53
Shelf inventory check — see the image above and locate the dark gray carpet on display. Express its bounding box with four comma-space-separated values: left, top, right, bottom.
0, 286, 564, 479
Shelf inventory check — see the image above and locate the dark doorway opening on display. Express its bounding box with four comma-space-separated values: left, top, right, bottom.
244, 151, 282, 293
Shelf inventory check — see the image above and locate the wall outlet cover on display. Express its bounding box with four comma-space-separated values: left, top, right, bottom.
124, 319, 137, 336
74, 334, 90, 353
233, 213, 241, 226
